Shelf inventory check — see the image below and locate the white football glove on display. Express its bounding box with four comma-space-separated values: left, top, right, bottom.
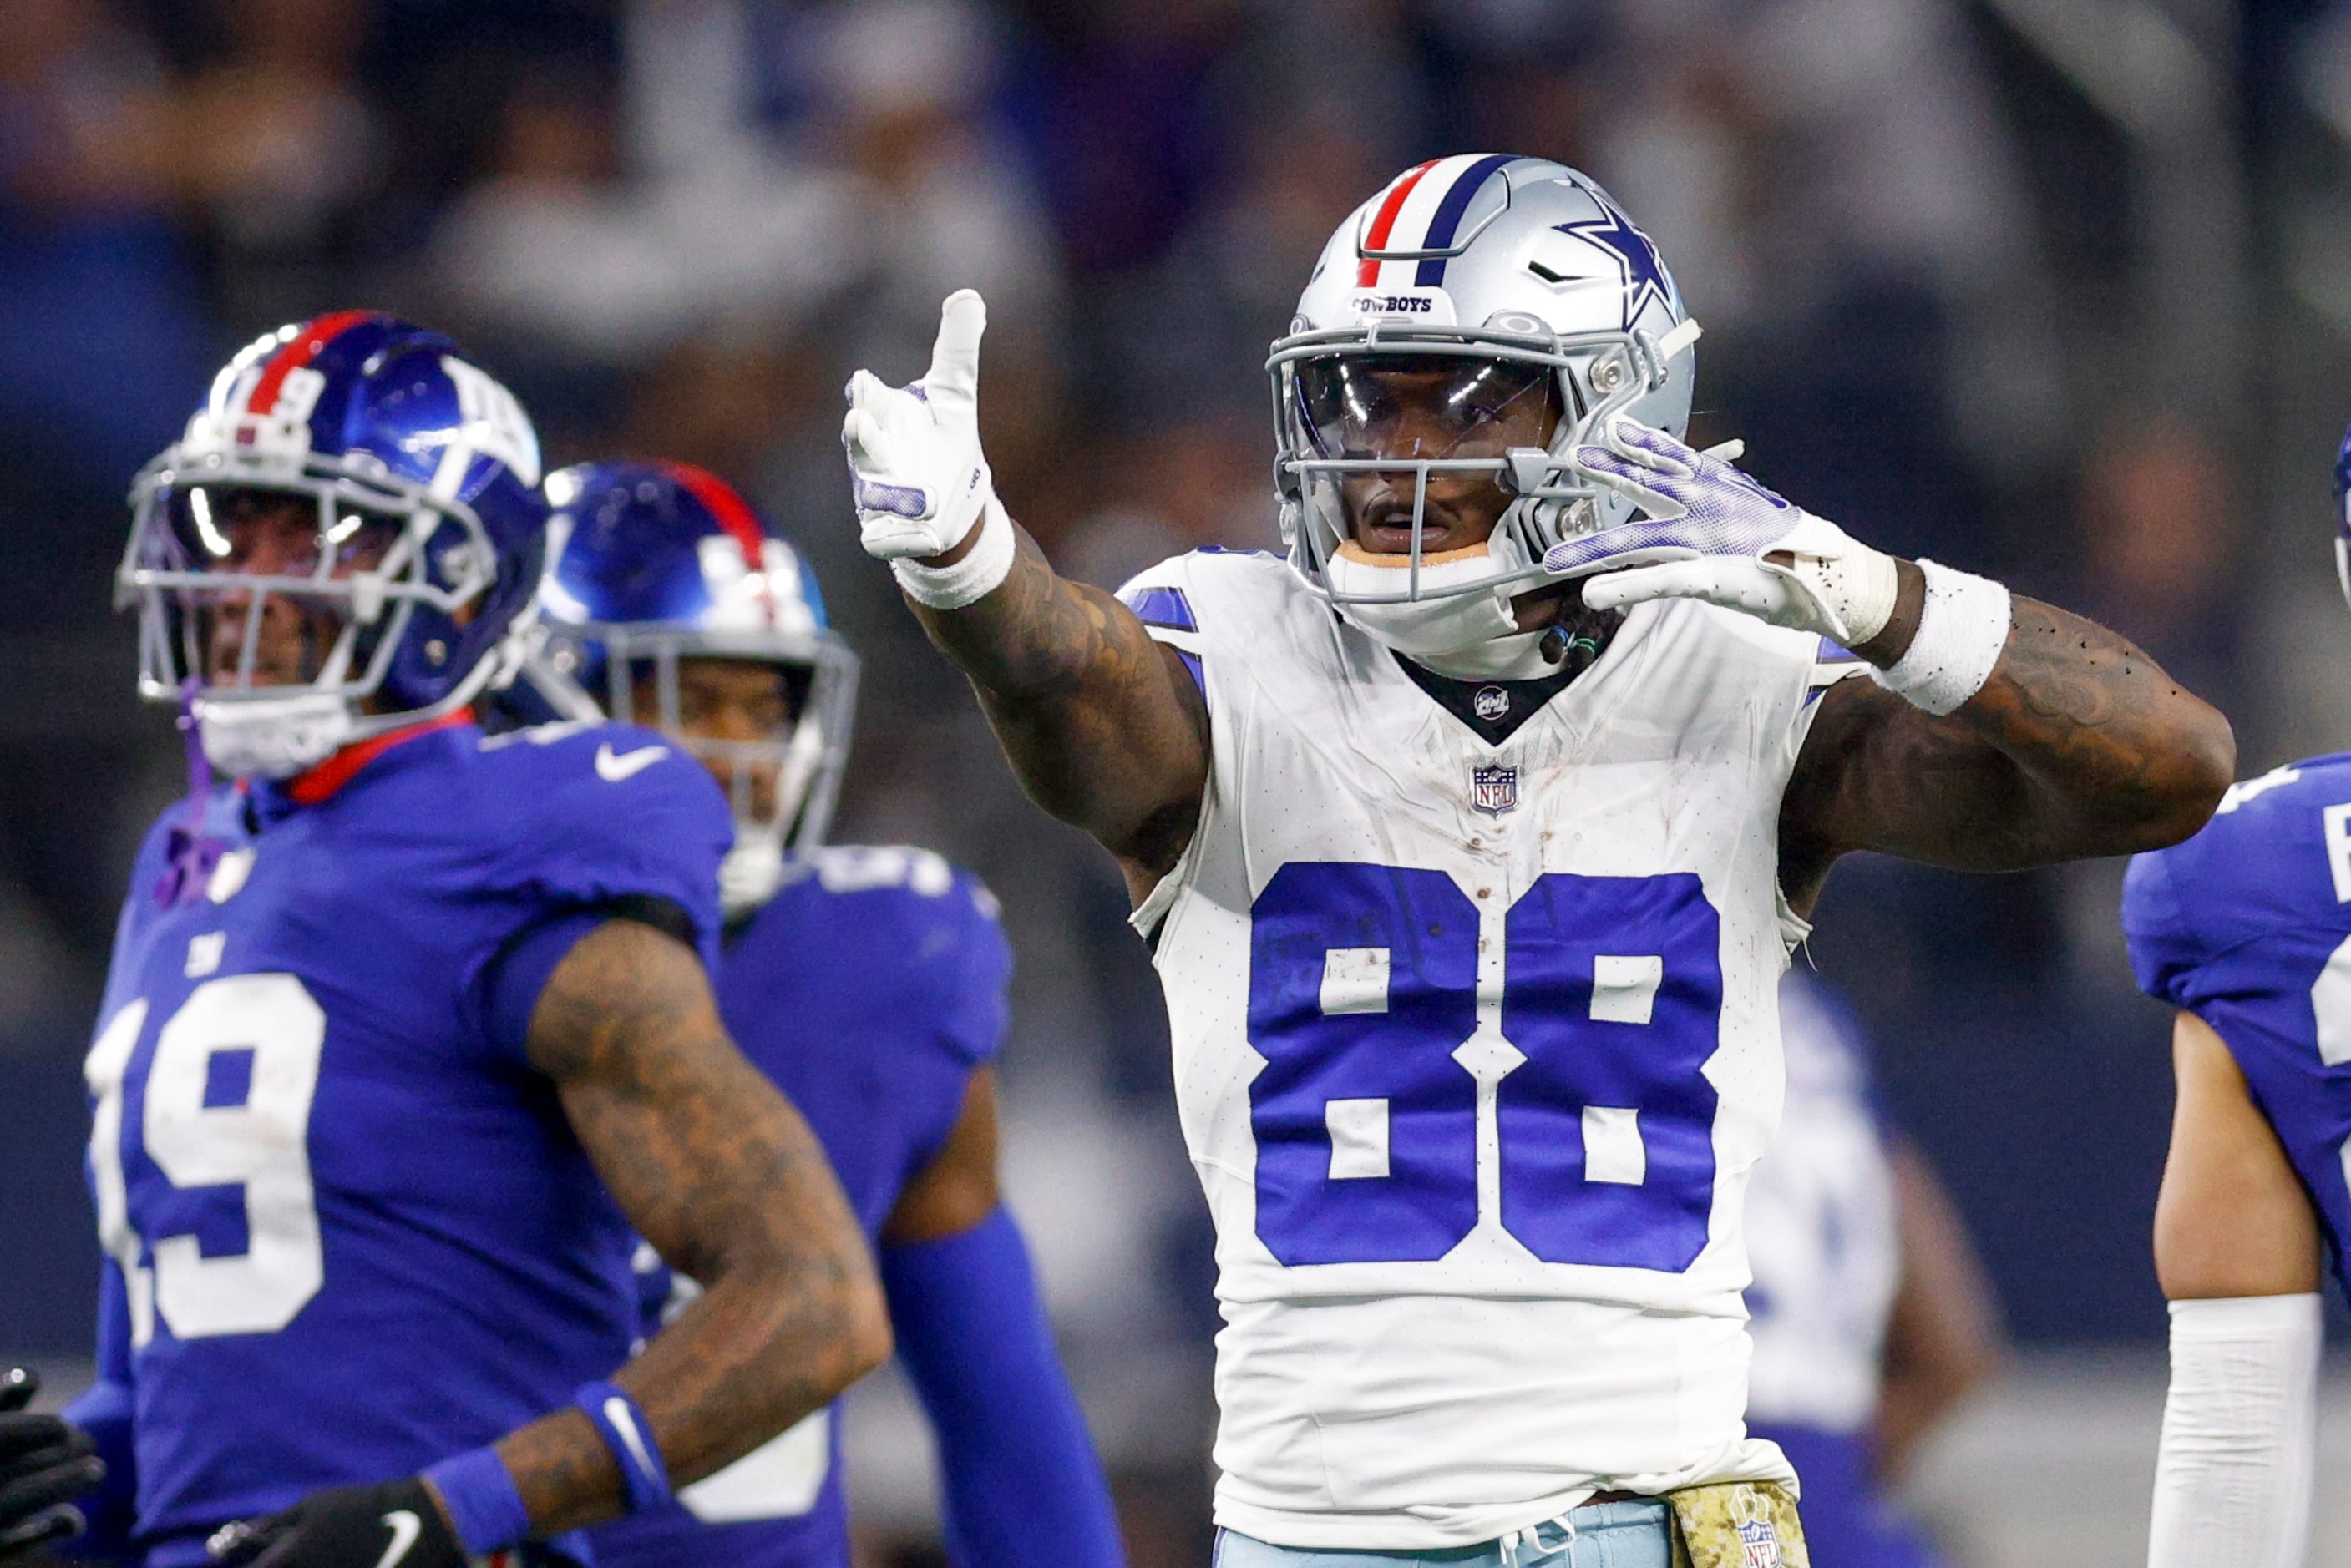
843, 290, 997, 563
1542, 419, 1900, 648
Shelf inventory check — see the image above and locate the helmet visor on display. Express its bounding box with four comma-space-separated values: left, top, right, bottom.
1295, 352, 1563, 463
166, 484, 403, 582
155, 484, 408, 692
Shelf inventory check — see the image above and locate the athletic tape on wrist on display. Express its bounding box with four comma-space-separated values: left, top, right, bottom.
573, 1381, 672, 1515
1795, 545, 1899, 647
422, 1446, 531, 1554
1872, 558, 2011, 716
892, 497, 1016, 609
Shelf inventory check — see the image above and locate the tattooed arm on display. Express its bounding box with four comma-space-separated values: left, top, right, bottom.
1779, 560, 2236, 912
488, 918, 889, 1535
909, 524, 1211, 902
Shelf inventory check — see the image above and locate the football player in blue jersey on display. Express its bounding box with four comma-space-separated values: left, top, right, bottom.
2117, 418, 2351, 1568
58, 316, 889, 1568
514, 458, 1122, 1568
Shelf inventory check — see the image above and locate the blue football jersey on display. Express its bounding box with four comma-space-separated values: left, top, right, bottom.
2123, 754, 2351, 1295
80, 717, 729, 1567
589, 845, 1010, 1568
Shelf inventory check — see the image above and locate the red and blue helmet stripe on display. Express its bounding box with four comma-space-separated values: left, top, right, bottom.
1355, 153, 1518, 290
238, 310, 380, 427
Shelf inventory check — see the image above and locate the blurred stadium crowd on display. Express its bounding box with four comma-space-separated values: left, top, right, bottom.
6, 0, 2351, 1560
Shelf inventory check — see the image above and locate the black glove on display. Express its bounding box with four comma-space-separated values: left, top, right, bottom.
206, 1479, 468, 1568
0, 1369, 103, 1562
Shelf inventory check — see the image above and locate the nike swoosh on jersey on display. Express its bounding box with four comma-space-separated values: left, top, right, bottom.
595, 743, 670, 782
374, 1510, 422, 1568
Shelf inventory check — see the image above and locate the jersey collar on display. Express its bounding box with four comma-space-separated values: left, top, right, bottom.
283, 711, 476, 807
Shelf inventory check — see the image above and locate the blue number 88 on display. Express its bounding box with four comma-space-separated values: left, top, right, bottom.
1246, 862, 1724, 1271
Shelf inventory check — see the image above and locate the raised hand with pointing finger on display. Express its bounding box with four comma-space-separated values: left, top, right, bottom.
842, 291, 1016, 609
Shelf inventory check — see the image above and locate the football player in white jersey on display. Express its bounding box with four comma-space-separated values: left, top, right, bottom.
839, 154, 2234, 1565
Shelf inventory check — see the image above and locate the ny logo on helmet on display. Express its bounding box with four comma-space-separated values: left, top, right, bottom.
696, 534, 818, 638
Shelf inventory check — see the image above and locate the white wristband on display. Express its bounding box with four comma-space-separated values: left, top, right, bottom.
891, 497, 1016, 609
1872, 558, 2011, 715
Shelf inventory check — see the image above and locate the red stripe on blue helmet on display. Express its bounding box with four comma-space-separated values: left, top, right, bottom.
663, 461, 769, 564
1413, 155, 1514, 288
1356, 160, 1441, 287
245, 310, 379, 417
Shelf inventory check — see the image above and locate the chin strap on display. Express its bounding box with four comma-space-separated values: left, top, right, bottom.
157, 679, 229, 910
195, 691, 358, 781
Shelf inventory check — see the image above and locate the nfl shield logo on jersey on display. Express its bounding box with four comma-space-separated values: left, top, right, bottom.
1736, 1517, 1781, 1568
1471, 764, 1518, 817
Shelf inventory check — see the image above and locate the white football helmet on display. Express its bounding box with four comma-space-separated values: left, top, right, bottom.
1269, 154, 1698, 655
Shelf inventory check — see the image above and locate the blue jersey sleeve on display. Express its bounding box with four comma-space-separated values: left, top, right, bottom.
884, 1211, 1123, 1568
489, 725, 732, 961
2110, 758, 2351, 1302
2122, 847, 2207, 1009
471, 725, 733, 1059
936, 872, 1011, 1069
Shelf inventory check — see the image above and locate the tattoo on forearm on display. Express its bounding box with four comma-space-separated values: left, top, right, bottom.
507, 919, 883, 1535
1784, 594, 2232, 904
910, 529, 1209, 874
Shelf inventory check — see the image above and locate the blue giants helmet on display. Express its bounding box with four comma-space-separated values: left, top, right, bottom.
535, 459, 859, 913
118, 312, 548, 777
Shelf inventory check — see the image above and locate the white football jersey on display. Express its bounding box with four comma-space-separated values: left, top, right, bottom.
1741, 970, 1901, 1434
1119, 550, 1860, 1550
